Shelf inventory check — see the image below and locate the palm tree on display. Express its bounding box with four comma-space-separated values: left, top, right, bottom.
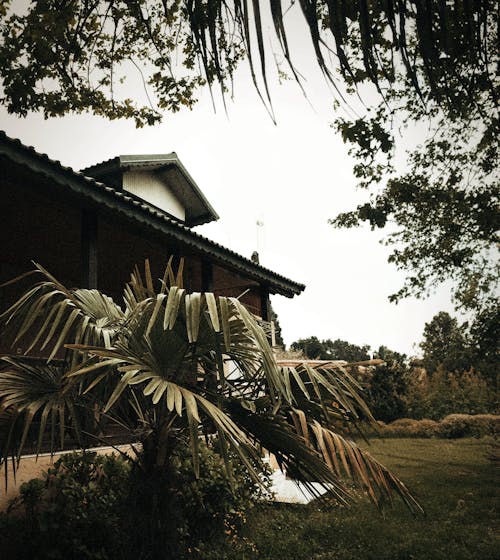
0, 260, 421, 554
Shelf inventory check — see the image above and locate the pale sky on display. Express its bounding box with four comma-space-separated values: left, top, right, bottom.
0, 5, 456, 356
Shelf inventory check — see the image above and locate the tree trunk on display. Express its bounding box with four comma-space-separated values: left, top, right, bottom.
124, 435, 184, 559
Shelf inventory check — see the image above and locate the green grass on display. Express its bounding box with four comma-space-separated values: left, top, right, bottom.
242, 439, 499, 560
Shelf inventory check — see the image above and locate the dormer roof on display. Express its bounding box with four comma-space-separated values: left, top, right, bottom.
81, 153, 219, 227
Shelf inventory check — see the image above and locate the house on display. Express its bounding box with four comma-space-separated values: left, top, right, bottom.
0, 131, 304, 357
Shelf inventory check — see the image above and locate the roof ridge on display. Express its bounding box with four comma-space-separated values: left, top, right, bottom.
81, 152, 180, 174
80, 156, 120, 175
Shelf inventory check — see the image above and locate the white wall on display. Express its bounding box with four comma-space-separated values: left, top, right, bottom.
123, 170, 186, 222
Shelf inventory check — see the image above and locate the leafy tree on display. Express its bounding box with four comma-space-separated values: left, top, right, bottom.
373, 345, 407, 367
269, 300, 284, 348
0, 261, 422, 557
290, 336, 330, 360
420, 311, 471, 374
0, 2, 495, 126
404, 366, 496, 420
368, 346, 409, 423
329, 338, 371, 362
327, 4, 499, 325
466, 307, 500, 382
367, 363, 408, 423
291, 336, 370, 362
0, 2, 496, 329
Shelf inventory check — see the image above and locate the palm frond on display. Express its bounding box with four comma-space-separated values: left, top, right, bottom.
0, 263, 124, 362
0, 261, 423, 513
0, 356, 84, 462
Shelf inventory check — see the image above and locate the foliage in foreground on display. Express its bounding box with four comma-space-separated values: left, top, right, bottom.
0, 261, 422, 557
3, 452, 129, 560
1, 439, 497, 559
0, 2, 494, 128
1, 443, 267, 560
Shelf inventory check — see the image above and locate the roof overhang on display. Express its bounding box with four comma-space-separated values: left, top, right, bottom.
82, 153, 219, 227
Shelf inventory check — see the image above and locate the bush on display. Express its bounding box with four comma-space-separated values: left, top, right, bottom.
437, 414, 500, 438
167, 440, 271, 558
374, 418, 439, 438
368, 414, 499, 439
404, 367, 497, 420
4, 451, 131, 559
1, 442, 271, 559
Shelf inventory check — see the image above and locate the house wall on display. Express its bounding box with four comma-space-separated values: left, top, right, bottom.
213, 264, 262, 317
123, 170, 186, 222
0, 178, 81, 357
0, 169, 265, 358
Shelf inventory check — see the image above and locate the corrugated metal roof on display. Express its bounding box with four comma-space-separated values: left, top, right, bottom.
0, 131, 305, 298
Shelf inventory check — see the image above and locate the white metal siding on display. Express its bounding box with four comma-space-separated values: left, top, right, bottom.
123, 170, 185, 221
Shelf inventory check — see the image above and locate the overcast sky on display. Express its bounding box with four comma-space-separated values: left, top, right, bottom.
0, 5, 457, 356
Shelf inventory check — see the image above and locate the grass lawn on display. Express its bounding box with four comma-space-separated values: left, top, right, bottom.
242, 438, 499, 560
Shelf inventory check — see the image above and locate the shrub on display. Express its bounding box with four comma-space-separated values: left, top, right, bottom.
375, 418, 440, 438
437, 414, 500, 438
164, 439, 271, 558
404, 367, 497, 420
2, 451, 130, 559
368, 414, 499, 439
1, 442, 270, 559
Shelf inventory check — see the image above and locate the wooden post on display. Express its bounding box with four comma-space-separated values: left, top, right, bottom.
260, 285, 270, 322
81, 209, 98, 289
201, 258, 213, 292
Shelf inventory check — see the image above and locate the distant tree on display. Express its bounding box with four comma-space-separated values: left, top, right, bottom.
420, 312, 470, 374
368, 346, 409, 423
373, 345, 407, 366
269, 300, 284, 348
367, 364, 408, 424
404, 366, 495, 420
290, 336, 329, 360
467, 307, 500, 382
291, 337, 370, 362
329, 339, 371, 362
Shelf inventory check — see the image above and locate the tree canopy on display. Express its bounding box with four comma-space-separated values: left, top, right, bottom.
0, 1, 497, 331
0, 2, 496, 125
419, 311, 469, 374
419, 310, 498, 380
291, 336, 371, 362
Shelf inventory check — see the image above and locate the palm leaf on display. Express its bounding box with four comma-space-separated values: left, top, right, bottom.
301, 412, 423, 512
0, 356, 84, 462
0, 263, 124, 361
0, 260, 422, 513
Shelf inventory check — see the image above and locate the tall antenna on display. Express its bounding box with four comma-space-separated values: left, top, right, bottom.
256, 219, 264, 252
